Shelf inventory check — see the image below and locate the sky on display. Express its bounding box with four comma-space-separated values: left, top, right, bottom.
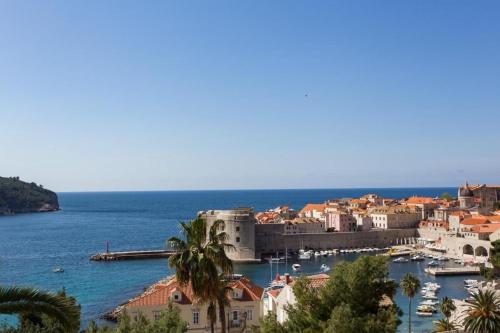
1, 1, 499, 192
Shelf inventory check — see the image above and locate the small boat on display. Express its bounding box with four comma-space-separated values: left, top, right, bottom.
292, 264, 301, 272
464, 279, 478, 285
314, 251, 321, 257
416, 311, 434, 317
437, 256, 449, 261
320, 264, 330, 272
393, 257, 409, 263
53, 267, 64, 273
266, 257, 282, 263
410, 255, 425, 261
420, 299, 439, 306
417, 305, 437, 313
422, 292, 438, 300
299, 252, 311, 260
427, 260, 440, 267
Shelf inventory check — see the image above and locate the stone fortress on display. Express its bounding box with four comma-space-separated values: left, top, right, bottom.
198, 183, 500, 262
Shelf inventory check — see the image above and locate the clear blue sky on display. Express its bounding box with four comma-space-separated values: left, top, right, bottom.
1, 1, 499, 191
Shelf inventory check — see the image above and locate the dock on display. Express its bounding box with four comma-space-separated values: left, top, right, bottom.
90, 250, 176, 261
425, 266, 480, 276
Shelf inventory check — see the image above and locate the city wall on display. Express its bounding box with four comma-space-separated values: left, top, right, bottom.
254, 224, 418, 256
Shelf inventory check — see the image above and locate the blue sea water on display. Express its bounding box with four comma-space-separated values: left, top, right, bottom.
0, 188, 472, 332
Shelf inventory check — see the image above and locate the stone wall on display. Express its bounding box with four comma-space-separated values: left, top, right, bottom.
255, 224, 417, 256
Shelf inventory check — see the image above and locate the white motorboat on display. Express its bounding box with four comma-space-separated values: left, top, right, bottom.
427, 260, 440, 267
464, 279, 478, 285
422, 292, 438, 300
314, 251, 321, 257
320, 264, 330, 272
292, 264, 301, 272
420, 299, 439, 306
417, 305, 437, 313
393, 257, 409, 263
416, 310, 434, 317
298, 252, 311, 260
437, 256, 449, 261
410, 255, 425, 261
53, 267, 64, 273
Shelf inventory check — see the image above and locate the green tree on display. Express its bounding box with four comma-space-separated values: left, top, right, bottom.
0, 286, 80, 332
253, 313, 286, 333
463, 289, 500, 333
150, 303, 188, 333
167, 218, 234, 333
400, 273, 420, 333
490, 240, 500, 276
433, 296, 456, 332
439, 192, 454, 201
283, 256, 400, 333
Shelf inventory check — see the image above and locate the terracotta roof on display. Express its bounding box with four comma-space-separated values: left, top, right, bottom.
405, 196, 435, 204
290, 273, 329, 288
267, 289, 282, 299
461, 217, 490, 225
299, 203, 326, 214
471, 224, 500, 234
349, 199, 368, 204
126, 276, 263, 308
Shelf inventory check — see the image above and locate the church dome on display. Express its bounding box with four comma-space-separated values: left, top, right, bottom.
459, 184, 473, 197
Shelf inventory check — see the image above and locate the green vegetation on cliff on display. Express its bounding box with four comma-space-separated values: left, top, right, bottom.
0, 176, 59, 215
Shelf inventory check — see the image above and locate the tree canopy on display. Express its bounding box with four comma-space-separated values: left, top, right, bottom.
0, 177, 59, 214
256, 255, 401, 333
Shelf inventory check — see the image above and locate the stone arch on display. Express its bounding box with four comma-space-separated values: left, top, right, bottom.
474, 246, 488, 257
463, 244, 474, 255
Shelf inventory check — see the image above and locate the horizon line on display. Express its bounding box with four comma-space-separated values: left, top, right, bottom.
57, 185, 458, 194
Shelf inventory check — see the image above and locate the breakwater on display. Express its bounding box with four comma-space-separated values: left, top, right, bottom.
90, 250, 176, 261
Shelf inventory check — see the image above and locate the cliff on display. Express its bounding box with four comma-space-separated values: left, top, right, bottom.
0, 176, 59, 215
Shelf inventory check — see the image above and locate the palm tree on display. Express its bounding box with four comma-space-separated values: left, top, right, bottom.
433, 297, 457, 332
433, 318, 456, 332
168, 218, 234, 333
0, 286, 80, 331
463, 289, 500, 333
216, 276, 232, 333
400, 273, 420, 333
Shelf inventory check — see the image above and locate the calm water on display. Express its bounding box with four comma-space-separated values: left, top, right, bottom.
0, 188, 473, 332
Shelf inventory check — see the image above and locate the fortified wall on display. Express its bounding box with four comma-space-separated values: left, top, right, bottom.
255, 224, 418, 256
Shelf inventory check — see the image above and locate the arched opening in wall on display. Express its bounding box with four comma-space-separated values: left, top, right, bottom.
474, 246, 488, 257
463, 244, 474, 255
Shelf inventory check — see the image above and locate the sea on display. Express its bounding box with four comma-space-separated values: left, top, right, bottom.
0, 188, 476, 332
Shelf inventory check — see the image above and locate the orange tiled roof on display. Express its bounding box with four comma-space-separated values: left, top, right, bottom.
349, 199, 368, 204
299, 203, 326, 214
405, 196, 435, 204
290, 273, 329, 288
126, 276, 263, 308
450, 210, 470, 217
460, 217, 490, 225
471, 223, 500, 234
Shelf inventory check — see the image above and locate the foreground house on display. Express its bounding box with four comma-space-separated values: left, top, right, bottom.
123, 275, 263, 332
263, 273, 329, 323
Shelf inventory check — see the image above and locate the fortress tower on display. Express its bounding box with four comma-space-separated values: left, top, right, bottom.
198, 208, 256, 261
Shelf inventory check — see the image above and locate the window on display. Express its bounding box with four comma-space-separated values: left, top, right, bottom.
153, 311, 161, 320
193, 311, 199, 324
174, 294, 179, 300
236, 226, 240, 232
246, 309, 253, 320
236, 237, 240, 242
232, 310, 239, 321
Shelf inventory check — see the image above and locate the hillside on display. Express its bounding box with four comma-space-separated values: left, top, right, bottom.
0, 176, 59, 215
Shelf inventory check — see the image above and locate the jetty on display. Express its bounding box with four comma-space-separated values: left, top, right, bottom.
425, 266, 480, 276
90, 250, 176, 261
